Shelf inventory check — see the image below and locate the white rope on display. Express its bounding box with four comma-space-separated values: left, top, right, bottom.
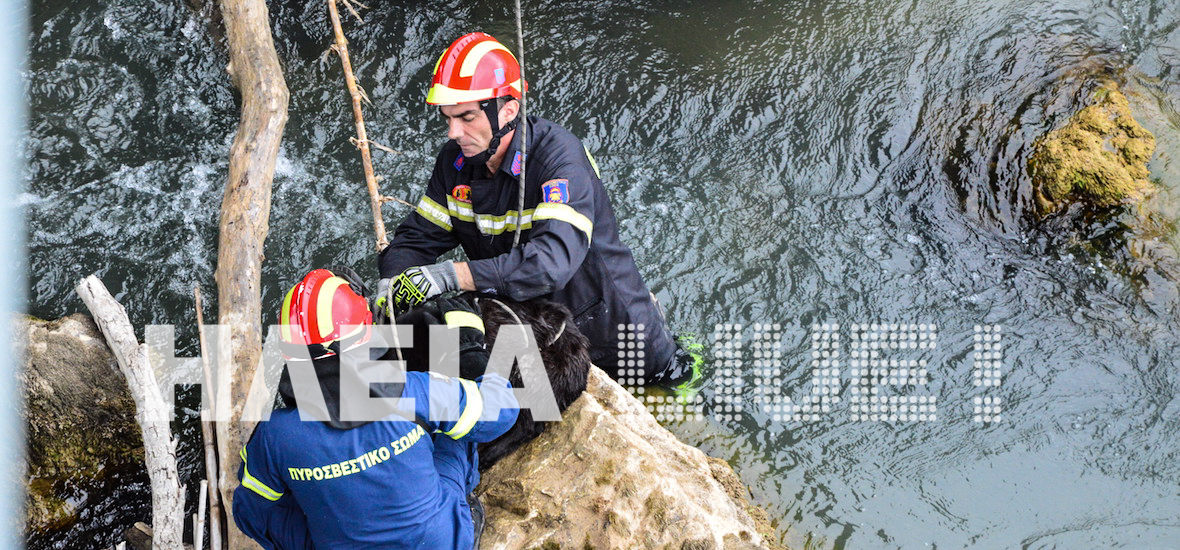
548, 320, 566, 347
480, 297, 565, 347
512, 0, 528, 248
483, 297, 523, 326
480, 297, 532, 350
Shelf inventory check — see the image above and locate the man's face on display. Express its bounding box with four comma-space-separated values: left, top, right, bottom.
440, 101, 492, 157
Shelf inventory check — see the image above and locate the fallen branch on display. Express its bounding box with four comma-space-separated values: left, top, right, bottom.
380, 195, 414, 208
365, 139, 400, 155
327, 0, 389, 252
194, 286, 223, 550
216, 0, 290, 546
75, 275, 184, 550
195, 479, 208, 550
338, 0, 365, 23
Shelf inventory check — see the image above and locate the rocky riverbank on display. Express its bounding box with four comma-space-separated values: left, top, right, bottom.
17, 314, 144, 534
479, 366, 781, 549
19, 313, 782, 549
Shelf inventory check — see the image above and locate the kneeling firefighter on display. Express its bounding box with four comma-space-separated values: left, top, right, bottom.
233, 267, 519, 549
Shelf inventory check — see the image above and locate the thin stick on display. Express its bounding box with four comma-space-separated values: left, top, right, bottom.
196, 479, 208, 550
195, 287, 223, 550
327, 0, 388, 252
367, 140, 400, 155
338, 0, 365, 23
380, 195, 414, 208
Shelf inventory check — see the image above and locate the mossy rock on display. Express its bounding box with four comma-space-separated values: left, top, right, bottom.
1028, 82, 1156, 216
16, 314, 144, 534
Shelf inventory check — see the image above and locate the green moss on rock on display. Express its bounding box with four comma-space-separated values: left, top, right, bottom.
18, 314, 145, 534
1028, 82, 1156, 216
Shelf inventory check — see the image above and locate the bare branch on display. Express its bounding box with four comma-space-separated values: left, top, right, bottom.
76, 275, 185, 549
327, 0, 388, 251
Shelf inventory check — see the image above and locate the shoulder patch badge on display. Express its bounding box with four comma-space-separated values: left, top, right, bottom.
453, 154, 465, 171
451, 184, 472, 203
510, 151, 523, 176
542, 179, 570, 203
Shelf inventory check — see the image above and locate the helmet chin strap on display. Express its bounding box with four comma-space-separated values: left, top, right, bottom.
464, 98, 519, 166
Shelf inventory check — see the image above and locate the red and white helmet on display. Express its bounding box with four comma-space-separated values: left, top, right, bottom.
279, 268, 372, 359
426, 32, 528, 105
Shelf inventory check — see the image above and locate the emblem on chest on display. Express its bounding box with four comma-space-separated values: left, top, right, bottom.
451, 184, 472, 203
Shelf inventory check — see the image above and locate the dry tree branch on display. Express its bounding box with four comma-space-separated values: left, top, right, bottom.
327, 0, 390, 252
194, 286, 223, 550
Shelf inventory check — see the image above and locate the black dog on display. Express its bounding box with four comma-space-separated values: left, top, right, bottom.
390, 294, 591, 469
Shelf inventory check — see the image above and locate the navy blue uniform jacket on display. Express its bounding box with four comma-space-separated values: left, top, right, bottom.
233, 372, 518, 549
380, 116, 675, 378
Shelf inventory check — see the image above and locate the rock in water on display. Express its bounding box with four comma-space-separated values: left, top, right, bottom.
17, 314, 143, 533
479, 367, 780, 549
1029, 82, 1156, 217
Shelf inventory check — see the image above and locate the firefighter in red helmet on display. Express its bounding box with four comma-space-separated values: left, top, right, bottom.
378, 33, 689, 386
234, 267, 518, 549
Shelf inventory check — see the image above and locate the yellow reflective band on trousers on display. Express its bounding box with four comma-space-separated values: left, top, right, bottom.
239, 447, 283, 502
444, 379, 484, 440
416, 196, 453, 231
534, 203, 594, 243
444, 310, 485, 333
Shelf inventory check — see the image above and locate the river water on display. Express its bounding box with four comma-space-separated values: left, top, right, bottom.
23, 0, 1180, 548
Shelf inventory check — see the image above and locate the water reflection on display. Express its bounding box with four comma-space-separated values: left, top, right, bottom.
23, 0, 1180, 547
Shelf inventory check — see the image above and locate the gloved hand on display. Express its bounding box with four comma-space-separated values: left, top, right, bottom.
375, 261, 459, 318
374, 277, 393, 325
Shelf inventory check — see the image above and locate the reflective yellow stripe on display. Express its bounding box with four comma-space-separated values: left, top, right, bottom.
445, 196, 475, 222
534, 203, 593, 243
444, 311, 484, 333
426, 81, 524, 105
473, 209, 534, 224
239, 447, 283, 502
475, 210, 534, 235
316, 277, 348, 343
279, 285, 296, 342
416, 196, 453, 231
444, 379, 484, 440
460, 41, 512, 77
584, 146, 601, 178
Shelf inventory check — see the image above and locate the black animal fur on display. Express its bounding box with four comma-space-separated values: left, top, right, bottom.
391, 294, 591, 469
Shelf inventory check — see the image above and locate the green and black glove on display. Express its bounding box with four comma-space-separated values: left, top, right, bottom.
375, 260, 459, 319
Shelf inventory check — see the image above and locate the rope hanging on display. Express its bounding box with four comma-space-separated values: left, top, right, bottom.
512, 0, 528, 248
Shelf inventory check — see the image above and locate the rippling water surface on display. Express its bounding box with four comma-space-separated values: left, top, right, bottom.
23, 0, 1180, 547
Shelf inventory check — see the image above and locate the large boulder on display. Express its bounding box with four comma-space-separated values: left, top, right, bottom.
478, 367, 780, 549
1028, 81, 1157, 217
17, 314, 143, 533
